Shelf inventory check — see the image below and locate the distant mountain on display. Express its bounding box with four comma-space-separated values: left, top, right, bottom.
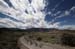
0, 28, 59, 32
0, 28, 74, 32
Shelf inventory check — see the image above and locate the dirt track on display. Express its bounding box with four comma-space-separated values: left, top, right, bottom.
18, 36, 75, 49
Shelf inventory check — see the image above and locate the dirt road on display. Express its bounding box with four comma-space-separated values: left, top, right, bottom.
18, 36, 75, 49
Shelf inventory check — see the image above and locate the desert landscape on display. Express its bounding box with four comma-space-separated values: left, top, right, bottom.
0, 28, 75, 49
0, 0, 75, 49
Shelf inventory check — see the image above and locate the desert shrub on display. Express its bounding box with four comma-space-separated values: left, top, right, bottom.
51, 36, 55, 38
61, 33, 75, 47
28, 35, 33, 39
37, 37, 42, 41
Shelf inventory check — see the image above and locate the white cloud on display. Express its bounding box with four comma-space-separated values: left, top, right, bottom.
0, 0, 48, 29
49, 22, 61, 28
64, 11, 70, 16
49, 6, 75, 24
59, 25, 75, 30
46, 6, 75, 30
0, 0, 75, 30
70, 6, 75, 11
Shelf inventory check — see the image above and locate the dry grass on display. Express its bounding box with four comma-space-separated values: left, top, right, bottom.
0, 28, 75, 49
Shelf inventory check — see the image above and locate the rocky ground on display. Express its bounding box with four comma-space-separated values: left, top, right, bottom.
0, 28, 75, 49
18, 36, 75, 49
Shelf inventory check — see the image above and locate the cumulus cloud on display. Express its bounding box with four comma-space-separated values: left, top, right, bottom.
0, 0, 48, 29
0, 0, 75, 30
58, 25, 75, 30
47, 22, 61, 28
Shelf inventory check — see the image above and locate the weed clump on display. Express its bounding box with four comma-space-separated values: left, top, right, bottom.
37, 37, 42, 41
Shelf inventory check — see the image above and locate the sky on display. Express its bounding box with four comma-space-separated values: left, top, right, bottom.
0, 0, 75, 30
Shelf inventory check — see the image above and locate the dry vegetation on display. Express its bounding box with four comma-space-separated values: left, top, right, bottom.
0, 28, 75, 49
26, 30, 75, 45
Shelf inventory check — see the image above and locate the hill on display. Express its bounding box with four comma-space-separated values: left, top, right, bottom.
0, 28, 75, 49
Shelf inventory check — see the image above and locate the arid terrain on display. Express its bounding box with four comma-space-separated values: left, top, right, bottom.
0, 28, 75, 49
